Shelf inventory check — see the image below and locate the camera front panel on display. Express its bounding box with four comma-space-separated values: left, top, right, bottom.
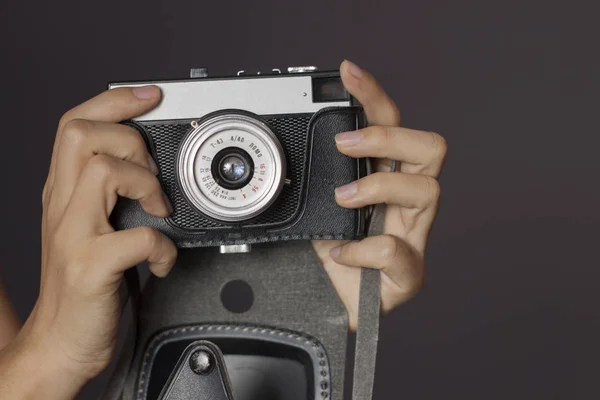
112, 106, 366, 248
137, 113, 312, 232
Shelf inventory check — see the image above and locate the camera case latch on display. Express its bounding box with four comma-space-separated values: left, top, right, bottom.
158, 340, 235, 400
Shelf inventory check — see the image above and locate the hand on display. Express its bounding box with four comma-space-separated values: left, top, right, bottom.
0, 275, 21, 350
312, 60, 447, 330
0, 86, 177, 399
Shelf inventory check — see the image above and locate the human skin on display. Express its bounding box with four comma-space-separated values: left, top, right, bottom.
0, 277, 20, 351
313, 60, 447, 330
0, 60, 446, 399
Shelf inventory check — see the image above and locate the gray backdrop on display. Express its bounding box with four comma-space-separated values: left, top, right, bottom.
0, 0, 597, 399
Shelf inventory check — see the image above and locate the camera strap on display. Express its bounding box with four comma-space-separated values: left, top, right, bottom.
350, 159, 395, 400
352, 205, 385, 400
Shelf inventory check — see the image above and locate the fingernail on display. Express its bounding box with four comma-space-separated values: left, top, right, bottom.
346, 60, 364, 78
162, 193, 174, 214
133, 85, 160, 100
147, 155, 159, 175
329, 246, 341, 259
335, 131, 362, 146
335, 182, 358, 199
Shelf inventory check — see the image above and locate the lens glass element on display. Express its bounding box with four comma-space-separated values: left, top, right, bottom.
221, 156, 245, 181
211, 147, 254, 190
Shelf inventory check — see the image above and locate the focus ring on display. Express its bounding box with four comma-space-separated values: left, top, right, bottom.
177, 113, 286, 223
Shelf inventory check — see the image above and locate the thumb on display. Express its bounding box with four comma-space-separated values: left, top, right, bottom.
58, 85, 162, 130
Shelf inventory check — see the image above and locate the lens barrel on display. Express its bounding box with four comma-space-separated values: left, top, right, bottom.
177, 112, 286, 223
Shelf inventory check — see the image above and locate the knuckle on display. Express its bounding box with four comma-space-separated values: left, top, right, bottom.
139, 227, 160, 250
61, 119, 92, 146
376, 176, 388, 198
379, 235, 402, 262
424, 176, 441, 204
341, 242, 358, 260
391, 108, 402, 126
85, 155, 115, 182
138, 174, 162, 196
145, 177, 163, 199
58, 111, 74, 130
149, 174, 161, 190
405, 264, 426, 299
124, 128, 147, 154
364, 173, 384, 199
380, 125, 396, 144
165, 242, 178, 263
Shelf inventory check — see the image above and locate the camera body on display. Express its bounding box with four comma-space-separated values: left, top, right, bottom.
109, 67, 367, 249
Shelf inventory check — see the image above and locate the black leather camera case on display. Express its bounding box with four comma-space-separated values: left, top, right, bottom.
111, 106, 367, 248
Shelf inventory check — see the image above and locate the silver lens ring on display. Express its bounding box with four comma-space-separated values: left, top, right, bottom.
178, 113, 286, 222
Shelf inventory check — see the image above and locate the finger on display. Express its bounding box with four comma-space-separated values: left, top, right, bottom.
335, 125, 448, 177
329, 235, 424, 298
44, 86, 161, 202
334, 172, 440, 210
94, 227, 177, 280
52, 119, 157, 209
64, 155, 172, 233
340, 60, 401, 127
58, 86, 161, 133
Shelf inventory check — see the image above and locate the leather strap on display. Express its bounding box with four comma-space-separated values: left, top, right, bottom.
352, 205, 385, 400
353, 268, 381, 400
351, 159, 395, 400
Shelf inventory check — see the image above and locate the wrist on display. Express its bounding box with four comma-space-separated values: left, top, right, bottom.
22, 304, 111, 381
0, 330, 90, 399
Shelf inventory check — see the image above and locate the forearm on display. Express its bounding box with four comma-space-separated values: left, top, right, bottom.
0, 275, 21, 350
0, 333, 87, 400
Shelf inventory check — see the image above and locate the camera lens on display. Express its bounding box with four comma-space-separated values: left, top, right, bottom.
211, 148, 254, 190
221, 157, 245, 181
177, 112, 286, 222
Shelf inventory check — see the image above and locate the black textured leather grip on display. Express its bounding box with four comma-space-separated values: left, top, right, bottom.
111, 107, 367, 248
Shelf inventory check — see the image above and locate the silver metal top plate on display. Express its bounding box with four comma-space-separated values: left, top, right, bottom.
108, 76, 351, 121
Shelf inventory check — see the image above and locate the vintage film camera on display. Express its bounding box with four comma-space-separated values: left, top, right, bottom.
110, 66, 367, 252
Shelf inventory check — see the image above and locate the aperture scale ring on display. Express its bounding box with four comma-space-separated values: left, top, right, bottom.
177, 113, 286, 223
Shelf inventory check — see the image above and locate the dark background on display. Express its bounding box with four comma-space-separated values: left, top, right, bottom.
1, 0, 598, 399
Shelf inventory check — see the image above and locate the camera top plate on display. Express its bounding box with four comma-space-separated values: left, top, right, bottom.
108, 66, 353, 121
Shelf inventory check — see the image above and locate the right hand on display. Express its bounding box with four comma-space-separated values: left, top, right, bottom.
14, 86, 177, 392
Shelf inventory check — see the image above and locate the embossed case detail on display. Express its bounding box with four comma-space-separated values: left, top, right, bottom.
139, 324, 332, 400
111, 106, 367, 248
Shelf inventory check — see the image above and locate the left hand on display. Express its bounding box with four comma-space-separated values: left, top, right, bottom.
312, 60, 447, 330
